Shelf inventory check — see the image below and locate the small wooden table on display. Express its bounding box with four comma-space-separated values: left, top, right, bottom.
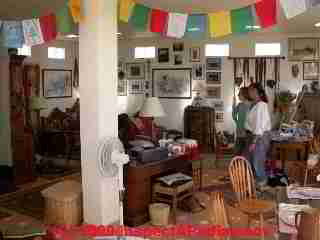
272, 139, 312, 170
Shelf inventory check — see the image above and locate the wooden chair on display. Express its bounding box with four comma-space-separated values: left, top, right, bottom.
210, 192, 230, 240
228, 156, 276, 240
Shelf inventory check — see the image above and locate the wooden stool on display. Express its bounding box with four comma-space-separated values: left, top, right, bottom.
152, 180, 193, 224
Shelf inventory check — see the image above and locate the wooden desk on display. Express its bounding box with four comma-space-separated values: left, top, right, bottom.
272, 140, 311, 170
124, 154, 192, 227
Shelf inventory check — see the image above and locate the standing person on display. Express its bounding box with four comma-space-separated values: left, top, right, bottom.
244, 83, 272, 188
232, 87, 251, 155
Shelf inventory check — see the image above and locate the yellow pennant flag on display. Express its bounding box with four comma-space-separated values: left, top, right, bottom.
119, 0, 135, 23
68, 0, 83, 23
208, 11, 231, 38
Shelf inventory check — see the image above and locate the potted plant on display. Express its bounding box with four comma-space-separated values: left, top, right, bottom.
275, 90, 296, 113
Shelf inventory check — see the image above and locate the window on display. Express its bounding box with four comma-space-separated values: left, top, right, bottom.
205, 44, 229, 57
134, 47, 155, 59
17, 45, 31, 56
255, 43, 281, 56
48, 47, 65, 59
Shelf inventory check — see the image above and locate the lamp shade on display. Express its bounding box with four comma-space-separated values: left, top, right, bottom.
30, 96, 46, 110
140, 97, 166, 117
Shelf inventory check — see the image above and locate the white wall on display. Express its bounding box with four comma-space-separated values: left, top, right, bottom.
118, 32, 320, 133
0, 57, 12, 166
25, 40, 79, 116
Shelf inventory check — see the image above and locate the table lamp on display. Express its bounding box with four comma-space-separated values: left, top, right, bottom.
30, 96, 46, 129
139, 97, 166, 140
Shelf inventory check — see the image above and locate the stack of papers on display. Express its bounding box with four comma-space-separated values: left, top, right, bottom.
287, 185, 320, 199
157, 172, 192, 186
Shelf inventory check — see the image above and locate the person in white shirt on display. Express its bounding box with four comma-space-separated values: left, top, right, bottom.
244, 83, 271, 187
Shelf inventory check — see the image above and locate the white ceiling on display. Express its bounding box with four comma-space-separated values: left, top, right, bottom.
1, 0, 320, 38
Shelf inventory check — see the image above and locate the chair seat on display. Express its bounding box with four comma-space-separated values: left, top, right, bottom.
238, 199, 276, 215
153, 181, 193, 195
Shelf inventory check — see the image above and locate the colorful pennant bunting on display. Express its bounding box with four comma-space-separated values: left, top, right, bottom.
56, 4, 74, 33
208, 11, 231, 38
231, 6, 254, 34
255, 0, 277, 28
130, 4, 150, 31
119, 0, 136, 23
280, 0, 307, 19
0, 21, 25, 48
150, 9, 168, 34
68, 0, 82, 23
40, 14, 57, 42
167, 13, 188, 38
22, 19, 44, 46
185, 14, 207, 39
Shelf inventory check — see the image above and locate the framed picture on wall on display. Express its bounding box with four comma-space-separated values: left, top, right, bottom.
303, 61, 319, 80
216, 112, 224, 123
288, 38, 319, 61
206, 57, 222, 71
190, 47, 201, 62
126, 63, 145, 79
192, 64, 205, 80
118, 79, 127, 96
206, 86, 221, 99
152, 68, 192, 99
129, 79, 144, 94
42, 69, 72, 98
158, 48, 170, 63
173, 42, 184, 52
206, 72, 221, 84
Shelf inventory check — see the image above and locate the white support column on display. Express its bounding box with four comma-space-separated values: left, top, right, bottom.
80, 0, 118, 224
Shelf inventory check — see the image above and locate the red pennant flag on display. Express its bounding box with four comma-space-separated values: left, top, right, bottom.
150, 9, 168, 33
255, 0, 277, 28
39, 14, 57, 42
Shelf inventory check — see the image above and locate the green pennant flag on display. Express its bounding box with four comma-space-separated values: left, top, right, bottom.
231, 6, 253, 34
31, 9, 40, 18
130, 4, 150, 31
56, 3, 74, 33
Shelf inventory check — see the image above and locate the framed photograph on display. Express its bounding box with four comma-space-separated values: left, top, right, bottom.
216, 112, 224, 123
126, 63, 145, 79
190, 47, 201, 62
158, 48, 169, 63
206, 86, 221, 99
173, 42, 184, 52
206, 57, 222, 71
174, 54, 183, 65
212, 101, 224, 111
288, 38, 319, 61
303, 61, 319, 80
192, 64, 205, 80
42, 69, 72, 99
129, 79, 144, 94
152, 68, 192, 99
206, 72, 221, 84
118, 79, 127, 96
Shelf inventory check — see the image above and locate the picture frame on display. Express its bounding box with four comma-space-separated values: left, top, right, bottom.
118, 79, 127, 96
126, 63, 145, 79
206, 57, 222, 71
190, 47, 201, 62
206, 72, 221, 84
206, 86, 221, 99
192, 64, 205, 80
288, 38, 319, 61
303, 61, 319, 80
158, 48, 170, 63
216, 112, 224, 123
212, 101, 224, 111
173, 42, 184, 52
152, 68, 192, 99
129, 79, 144, 94
42, 69, 72, 99
174, 54, 183, 65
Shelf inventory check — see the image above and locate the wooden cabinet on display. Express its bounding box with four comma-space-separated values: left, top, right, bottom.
184, 106, 215, 153
9, 55, 37, 185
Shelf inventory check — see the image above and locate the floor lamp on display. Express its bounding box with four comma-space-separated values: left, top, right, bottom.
139, 97, 166, 140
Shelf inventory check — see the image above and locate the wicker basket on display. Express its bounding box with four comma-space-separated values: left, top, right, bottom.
149, 203, 170, 226
42, 180, 82, 225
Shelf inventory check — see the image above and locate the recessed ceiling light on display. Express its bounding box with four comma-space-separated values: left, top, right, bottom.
66, 34, 79, 38
246, 25, 261, 29
315, 22, 320, 27
117, 32, 122, 35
